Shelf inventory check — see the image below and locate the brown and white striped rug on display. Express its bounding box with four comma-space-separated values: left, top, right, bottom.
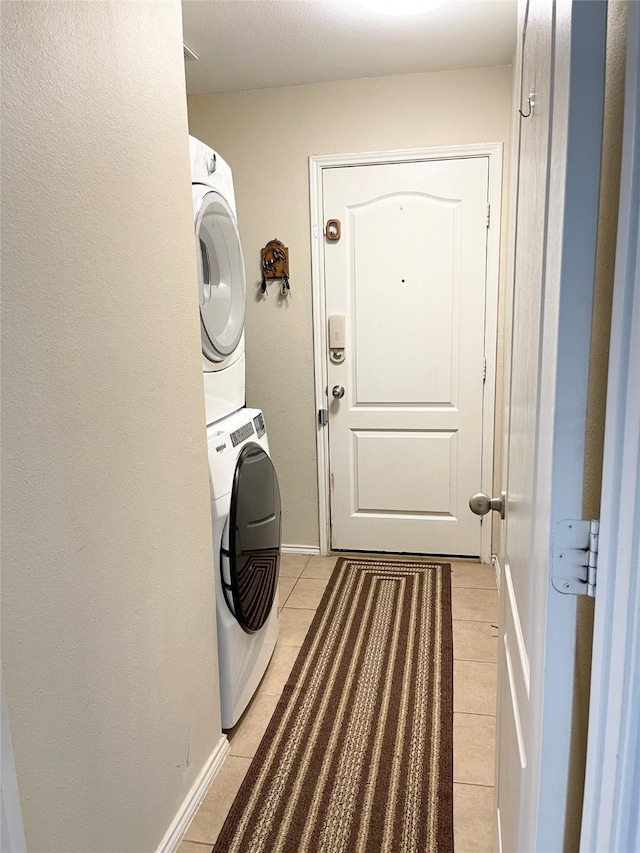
213, 557, 453, 853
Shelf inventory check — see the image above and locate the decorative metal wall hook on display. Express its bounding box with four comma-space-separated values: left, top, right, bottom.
260, 239, 292, 298
519, 91, 535, 119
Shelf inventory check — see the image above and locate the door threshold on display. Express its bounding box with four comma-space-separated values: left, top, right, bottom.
329, 549, 480, 563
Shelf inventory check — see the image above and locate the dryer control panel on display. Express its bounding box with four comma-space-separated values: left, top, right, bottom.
253, 412, 266, 438
230, 421, 255, 447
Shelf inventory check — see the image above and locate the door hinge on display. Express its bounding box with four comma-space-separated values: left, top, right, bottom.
551, 519, 599, 597
318, 408, 328, 426
482, 357, 487, 382
486, 204, 491, 228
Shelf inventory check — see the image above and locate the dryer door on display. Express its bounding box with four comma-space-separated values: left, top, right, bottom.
193, 186, 246, 363
222, 443, 281, 633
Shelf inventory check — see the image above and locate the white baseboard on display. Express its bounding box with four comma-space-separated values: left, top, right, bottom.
492, 554, 501, 594
281, 544, 321, 556
156, 735, 230, 853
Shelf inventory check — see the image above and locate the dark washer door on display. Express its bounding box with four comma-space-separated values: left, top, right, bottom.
224, 443, 281, 633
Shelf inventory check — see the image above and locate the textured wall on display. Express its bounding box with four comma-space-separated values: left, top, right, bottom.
1, 3, 223, 851
188, 66, 513, 547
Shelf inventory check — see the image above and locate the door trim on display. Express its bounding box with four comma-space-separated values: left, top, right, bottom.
581, 3, 640, 848
310, 143, 503, 561
1, 682, 27, 853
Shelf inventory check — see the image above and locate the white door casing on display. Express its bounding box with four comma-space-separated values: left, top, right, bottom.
310, 145, 502, 561
1, 683, 27, 853
494, 1, 607, 850
580, 3, 640, 849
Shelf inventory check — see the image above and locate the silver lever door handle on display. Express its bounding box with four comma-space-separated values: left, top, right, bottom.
332, 385, 345, 399
469, 492, 506, 519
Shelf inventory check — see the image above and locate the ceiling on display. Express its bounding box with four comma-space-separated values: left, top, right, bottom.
182, 0, 517, 95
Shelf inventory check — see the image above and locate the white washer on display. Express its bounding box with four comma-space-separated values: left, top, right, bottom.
190, 136, 246, 425
208, 407, 281, 729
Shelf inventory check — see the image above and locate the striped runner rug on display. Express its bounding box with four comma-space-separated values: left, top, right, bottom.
213, 557, 453, 853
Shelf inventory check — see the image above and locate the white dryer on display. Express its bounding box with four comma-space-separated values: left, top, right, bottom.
207, 407, 281, 728
190, 136, 246, 425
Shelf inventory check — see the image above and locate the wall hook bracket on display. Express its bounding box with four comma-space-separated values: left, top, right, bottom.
260, 239, 291, 298
519, 91, 535, 119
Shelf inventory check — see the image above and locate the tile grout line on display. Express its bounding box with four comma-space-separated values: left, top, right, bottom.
454, 710, 497, 718
452, 617, 498, 624
281, 576, 299, 608
451, 617, 499, 624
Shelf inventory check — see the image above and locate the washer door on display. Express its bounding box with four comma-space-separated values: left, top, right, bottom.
222, 443, 281, 633
193, 186, 246, 363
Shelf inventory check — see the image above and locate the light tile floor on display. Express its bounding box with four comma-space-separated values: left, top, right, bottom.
181, 554, 498, 853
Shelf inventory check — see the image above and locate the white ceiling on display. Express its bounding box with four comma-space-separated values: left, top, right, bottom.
182, 0, 517, 95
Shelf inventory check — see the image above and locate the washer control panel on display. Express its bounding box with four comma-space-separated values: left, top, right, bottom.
253, 413, 266, 438
230, 421, 255, 447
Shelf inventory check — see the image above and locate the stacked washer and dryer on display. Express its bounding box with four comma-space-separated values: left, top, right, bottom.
189, 137, 281, 730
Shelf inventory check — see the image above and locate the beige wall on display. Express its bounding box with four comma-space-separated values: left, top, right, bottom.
188, 65, 513, 548
1, 3, 223, 851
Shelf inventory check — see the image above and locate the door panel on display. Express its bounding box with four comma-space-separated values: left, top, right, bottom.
496, 3, 553, 839
494, 0, 607, 848
351, 194, 458, 405
352, 429, 456, 516
324, 157, 489, 555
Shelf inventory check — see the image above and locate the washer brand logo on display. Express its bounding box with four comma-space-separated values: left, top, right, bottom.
215, 443, 227, 453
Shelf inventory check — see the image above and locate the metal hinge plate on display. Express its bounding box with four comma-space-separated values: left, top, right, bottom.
486, 204, 491, 227
318, 408, 328, 426
551, 519, 599, 597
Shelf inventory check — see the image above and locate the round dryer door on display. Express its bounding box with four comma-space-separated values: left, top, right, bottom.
223, 443, 281, 634
193, 186, 246, 363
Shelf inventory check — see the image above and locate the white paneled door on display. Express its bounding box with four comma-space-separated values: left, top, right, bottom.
494, 1, 607, 849
323, 157, 490, 556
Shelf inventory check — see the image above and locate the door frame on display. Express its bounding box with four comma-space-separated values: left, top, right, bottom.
309, 143, 503, 561
580, 3, 640, 848
1, 680, 27, 853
